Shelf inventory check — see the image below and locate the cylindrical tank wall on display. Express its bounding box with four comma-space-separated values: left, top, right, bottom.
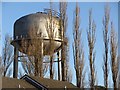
12, 12, 62, 55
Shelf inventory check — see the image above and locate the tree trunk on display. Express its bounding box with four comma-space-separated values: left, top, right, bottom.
50, 55, 53, 79
34, 57, 39, 76
61, 43, 65, 81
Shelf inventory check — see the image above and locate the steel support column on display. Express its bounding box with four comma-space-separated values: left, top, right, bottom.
57, 51, 60, 80
13, 47, 18, 78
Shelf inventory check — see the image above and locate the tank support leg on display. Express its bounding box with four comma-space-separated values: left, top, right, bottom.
13, 47, 18, 78
57, 51, 60, 80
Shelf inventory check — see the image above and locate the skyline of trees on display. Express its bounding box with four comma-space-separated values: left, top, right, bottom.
0, 2, 119, 89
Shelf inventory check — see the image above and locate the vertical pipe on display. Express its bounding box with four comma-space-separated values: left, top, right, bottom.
57, 51, 60, 80
61, 50, 62, 80
13, 47, 18, 78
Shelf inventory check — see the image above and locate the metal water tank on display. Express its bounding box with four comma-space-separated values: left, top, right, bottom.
11, 11, 62, 55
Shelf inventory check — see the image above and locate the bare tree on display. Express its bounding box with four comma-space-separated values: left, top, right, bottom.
110, 22, 118, 89
44, 2, 58, 79
43, 61, 49, 77
0, 56, 3, 75
66, 68, 73, 83
2, 35, 13, 77
59, 2, 67, 81
21, 57, 34, 76
20, 37, 35, 76
73, 3, 85, 88
64, 37, 73, 83
119, 58, 120, 88
20, 23, 43, 77
20, 50, 49, 77
46, 2, 53, 79
87, 8, 96, 88
20, 2, 59, 79
102, 5, 110, 89
118, 52, 120, 88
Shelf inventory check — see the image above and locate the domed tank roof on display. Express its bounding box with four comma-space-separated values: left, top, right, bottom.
14, 12, 61, 40
12, 12, 63, 55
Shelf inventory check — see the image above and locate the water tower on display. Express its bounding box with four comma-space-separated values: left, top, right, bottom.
11, 9, 64, 78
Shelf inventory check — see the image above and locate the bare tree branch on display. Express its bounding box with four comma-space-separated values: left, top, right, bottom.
87, 8, 96, 88
102, 5, 110, 89
110, 21, 118, 89
2, 34, 13, 77
59, 2, 68, 81
73, 3, 85, 88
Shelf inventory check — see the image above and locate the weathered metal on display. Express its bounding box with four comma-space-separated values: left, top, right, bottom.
12, 12, 62, 55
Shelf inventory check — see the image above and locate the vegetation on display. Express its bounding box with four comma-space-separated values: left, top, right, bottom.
59, 2, 68, 81
1, 35, 13, 77
0, 2, 119, 89
73, 3, 85, 88
87, 9, 96, 88
102, 5, 110, 89
110, 22, 118, 89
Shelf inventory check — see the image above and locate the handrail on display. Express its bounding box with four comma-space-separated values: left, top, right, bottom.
44, 8, 60, 18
